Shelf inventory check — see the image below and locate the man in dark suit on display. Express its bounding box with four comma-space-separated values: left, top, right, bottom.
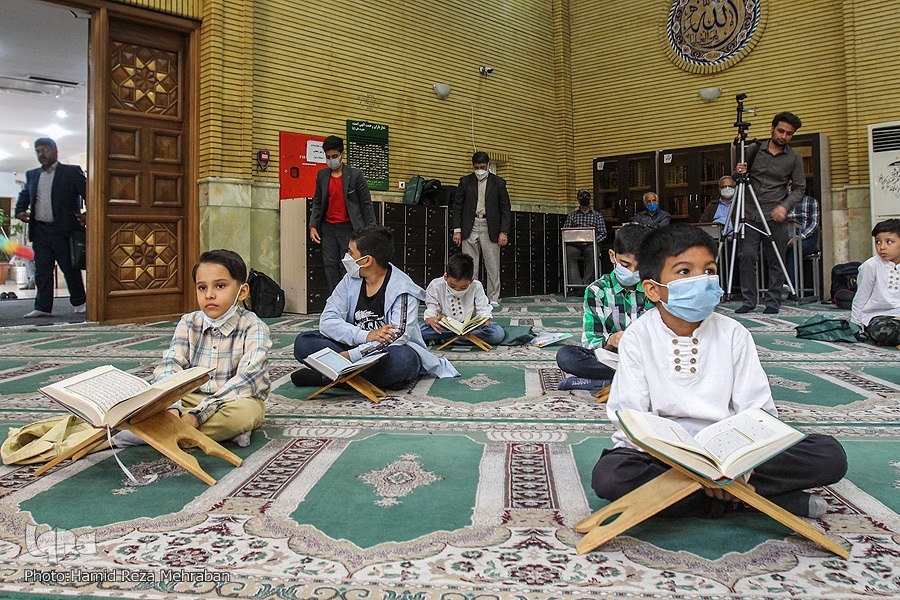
15, 138, 87, 318
451, 151, 511, 307
308, 135, 377, 292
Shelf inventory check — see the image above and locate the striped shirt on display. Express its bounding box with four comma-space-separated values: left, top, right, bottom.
787, 195, 819, 240
153, 306, 271, 425
582, 272, 654, 349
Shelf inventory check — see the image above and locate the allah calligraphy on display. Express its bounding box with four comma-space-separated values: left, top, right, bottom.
664, 0, 767, 73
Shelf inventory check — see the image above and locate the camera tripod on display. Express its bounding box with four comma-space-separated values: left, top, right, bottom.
719, 94, 797, 303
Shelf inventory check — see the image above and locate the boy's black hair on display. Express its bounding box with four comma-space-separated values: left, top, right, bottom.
613, 223, 651, 256
350, 225, 394, 268
192, 249, 247, 283
446, 252, 475, 280
872, 218, 900, 237
471, 151, 489, 165
322, 135, 344, 154
637, 225, 717, 283
771, 111, 802, 131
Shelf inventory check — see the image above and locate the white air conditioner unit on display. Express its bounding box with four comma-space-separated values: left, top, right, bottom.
868, 121, 900, 229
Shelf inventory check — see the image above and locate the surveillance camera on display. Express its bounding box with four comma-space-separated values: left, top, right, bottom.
479, 66, 494, 76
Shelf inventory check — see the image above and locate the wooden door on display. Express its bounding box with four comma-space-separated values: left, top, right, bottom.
90, 13, 197, 323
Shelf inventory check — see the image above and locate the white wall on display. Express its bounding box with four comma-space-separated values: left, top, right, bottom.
0, 172, 25, 202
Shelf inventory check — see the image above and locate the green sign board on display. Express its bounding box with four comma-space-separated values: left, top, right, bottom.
346, 120, 389, 191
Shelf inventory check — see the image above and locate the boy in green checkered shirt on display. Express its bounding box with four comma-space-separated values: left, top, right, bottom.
556, 224, 653, 389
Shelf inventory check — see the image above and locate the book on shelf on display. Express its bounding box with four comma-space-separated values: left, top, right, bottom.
303, 347, 385, 381
594, 348, 619, 370
439, 311, 490, 336
40, 366, 213, 429
530, 332, 572, 347
616, 407, 806, 482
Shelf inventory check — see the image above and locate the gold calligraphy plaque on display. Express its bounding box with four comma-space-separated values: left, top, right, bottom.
663, 0, 767, 73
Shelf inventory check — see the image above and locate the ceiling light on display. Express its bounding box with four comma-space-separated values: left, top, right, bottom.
433, 83, 452, 99
56, 110, 68, 118
41, 124, 68, 139
20, 141, 30, 149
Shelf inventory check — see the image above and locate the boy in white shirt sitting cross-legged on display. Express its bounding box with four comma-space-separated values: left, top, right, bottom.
592, 225, 847, 518
420, 253, 505, 347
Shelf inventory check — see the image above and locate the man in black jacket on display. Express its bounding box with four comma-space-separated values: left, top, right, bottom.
308, 135, 377, 292
15, 138, 86, 318
450, 151, 511, 307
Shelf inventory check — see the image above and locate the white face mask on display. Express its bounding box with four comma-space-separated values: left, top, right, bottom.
326, 156, 342, 170
201, 287, 243, 329
447, 286, 469, 298
474, 169, 489, 180
720, 186, 736, 199
341, 253, 369, 278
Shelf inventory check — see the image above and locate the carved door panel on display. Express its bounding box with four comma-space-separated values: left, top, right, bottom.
97, 18, 195, 322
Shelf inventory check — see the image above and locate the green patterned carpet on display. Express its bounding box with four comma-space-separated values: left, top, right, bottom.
0, 296, 897, 599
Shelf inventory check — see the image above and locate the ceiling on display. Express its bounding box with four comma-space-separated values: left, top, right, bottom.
0, 0, 89, 177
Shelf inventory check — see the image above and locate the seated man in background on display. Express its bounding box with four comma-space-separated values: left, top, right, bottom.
631, 191, 671, 229
784, 194, 819, 297
563, 188, 608, 286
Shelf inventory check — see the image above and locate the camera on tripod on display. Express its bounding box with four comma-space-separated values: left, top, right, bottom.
734, 93, 753, 139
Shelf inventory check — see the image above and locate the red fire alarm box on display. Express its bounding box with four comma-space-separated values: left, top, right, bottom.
279, 132, 326, 200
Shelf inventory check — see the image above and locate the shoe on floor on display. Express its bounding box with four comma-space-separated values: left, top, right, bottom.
734, 305, 753, 314
763, 306, 779, 314
0, 293, 8, 300
557, 376, 612, 391
24, 310, 52, 318
6, 292, 16, 299
489, 300, 501, 309
291, 367, 327, 387
73, 303, 86, 313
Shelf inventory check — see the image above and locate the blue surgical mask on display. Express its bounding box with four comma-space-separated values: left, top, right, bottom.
652, 274, 723, 322
646, 203, 659, 213
613, 263, 641, 287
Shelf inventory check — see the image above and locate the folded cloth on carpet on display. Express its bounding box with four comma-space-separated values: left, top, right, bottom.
500, 326, 535, 346
1, 415, 98, 465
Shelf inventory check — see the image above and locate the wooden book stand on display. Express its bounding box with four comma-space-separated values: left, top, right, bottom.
594, 385, 611, 404
35, 376, 242, 486
436, 332, 493, 352
306, 360, 387, 404
574, 437, 849, 558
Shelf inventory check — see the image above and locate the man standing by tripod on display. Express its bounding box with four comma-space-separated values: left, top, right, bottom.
734, 112, 806, 314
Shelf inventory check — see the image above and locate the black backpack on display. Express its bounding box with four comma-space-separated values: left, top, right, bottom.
829, 262, 861, 309
245, 269, 285, 318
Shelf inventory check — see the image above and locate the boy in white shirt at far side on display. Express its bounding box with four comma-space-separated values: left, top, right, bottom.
850, 218, 900, 346
420, 253, 505, 347
592, 225, 847, 519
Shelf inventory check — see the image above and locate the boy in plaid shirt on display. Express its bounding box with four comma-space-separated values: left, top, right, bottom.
114, 249, 271, 448
556, 224, 652, 389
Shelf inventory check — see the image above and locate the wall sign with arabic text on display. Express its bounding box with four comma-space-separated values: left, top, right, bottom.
346, 120, 389, 191
663, 0, 767, 74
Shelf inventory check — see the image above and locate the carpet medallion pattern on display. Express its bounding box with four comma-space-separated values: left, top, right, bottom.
0, 298, 896, 599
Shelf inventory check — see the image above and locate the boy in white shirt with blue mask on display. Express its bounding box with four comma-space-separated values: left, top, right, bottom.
592, 225, 847, 518
421, 253, 505, 347
556, 223, 653, 390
